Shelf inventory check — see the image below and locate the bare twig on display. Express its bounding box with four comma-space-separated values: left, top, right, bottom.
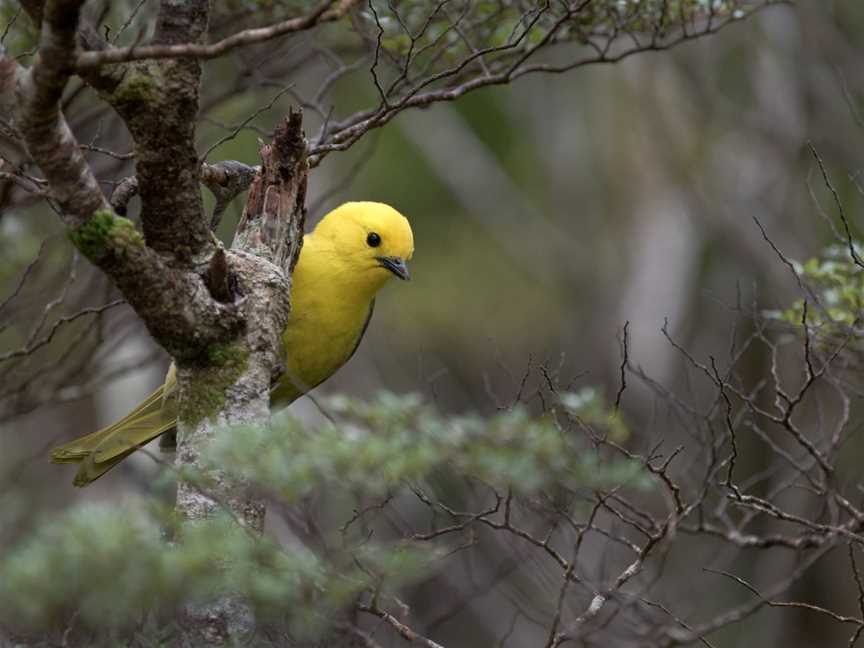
76, 1, 362, 69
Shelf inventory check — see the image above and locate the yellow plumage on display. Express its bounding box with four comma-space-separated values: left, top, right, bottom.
52, 202, 414, 486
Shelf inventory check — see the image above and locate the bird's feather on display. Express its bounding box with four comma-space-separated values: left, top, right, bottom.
51, 202, 413, 486
51, 385, 168, 463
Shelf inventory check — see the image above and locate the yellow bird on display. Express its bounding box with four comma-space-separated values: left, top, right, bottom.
52, 201, 414, 486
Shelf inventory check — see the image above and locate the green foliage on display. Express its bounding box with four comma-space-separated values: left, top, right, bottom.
0, 502, 427, 636
767, 242, 864, 331
207, 391, 649, 499
0, 392, 648, 637
0, 501, 178, 628
560, 387, 629, 442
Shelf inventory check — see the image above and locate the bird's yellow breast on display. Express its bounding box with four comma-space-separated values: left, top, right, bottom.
271, 233, 375, 404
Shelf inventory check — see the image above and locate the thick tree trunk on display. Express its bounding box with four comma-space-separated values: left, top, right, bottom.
4, 1, 308, 640
174, 113, 308, 642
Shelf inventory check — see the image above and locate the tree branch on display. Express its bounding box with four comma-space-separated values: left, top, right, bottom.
101, 0, 212, 259
75, 0, 362, 69
13, 0, 106, 223
232, 108, 307, 272
6, 0, 244, 360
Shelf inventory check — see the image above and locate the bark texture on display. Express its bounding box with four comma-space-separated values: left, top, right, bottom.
174, 114, 308, 642
5, 0, 244, 363
232, 110, 308, 272
175, 113, 307, 529
106, 1, 212, 261
3, 2, 309, 642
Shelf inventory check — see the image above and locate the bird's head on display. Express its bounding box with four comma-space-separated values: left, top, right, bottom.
313, 201, 414, 290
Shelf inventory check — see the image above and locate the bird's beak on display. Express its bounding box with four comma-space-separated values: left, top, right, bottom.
377, 256, 410, 281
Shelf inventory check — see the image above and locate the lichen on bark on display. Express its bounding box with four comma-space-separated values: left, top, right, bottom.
180, 342, 250, 428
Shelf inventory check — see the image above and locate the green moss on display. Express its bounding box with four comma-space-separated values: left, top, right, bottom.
69, 209, 144, 261
181, 343, 250, 427
109, 217, 145, 256
68, 209, 115, 260
111, 66, 159, 107
206, 342, 247, 367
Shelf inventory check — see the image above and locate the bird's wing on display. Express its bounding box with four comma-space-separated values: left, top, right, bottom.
345, 298, 375, 366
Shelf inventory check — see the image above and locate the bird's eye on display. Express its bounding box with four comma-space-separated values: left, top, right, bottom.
367, 232, 381, 248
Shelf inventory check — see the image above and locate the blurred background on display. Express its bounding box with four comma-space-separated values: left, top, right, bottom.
4, 0, 864, 645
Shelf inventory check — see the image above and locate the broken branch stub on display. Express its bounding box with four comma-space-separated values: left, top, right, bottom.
232, 109, 308, 273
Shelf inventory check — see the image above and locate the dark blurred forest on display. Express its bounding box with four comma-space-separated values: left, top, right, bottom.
5, 0, 864, 646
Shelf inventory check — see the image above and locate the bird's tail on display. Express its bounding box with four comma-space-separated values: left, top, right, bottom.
51, 385, 177, 487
